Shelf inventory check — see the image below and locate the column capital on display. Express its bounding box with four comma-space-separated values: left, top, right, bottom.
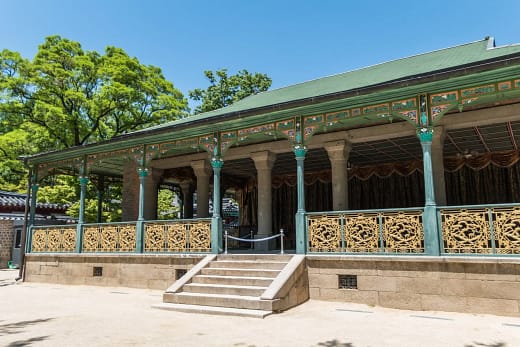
251, 151, 276, 170
179, 181, 193, 193
191, 159, 211, 177
432, 125, 446, 148
418, 130, 433, 143
138, 167, 148, 178
211, 157, 224, 169
293, 145, 307, 158
79, 176, 89, 185
324, 139, 352, 161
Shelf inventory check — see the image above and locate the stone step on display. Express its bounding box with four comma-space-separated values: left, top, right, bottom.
201, 267, 280, 278
209, 260, 287, 270
152, 303, 272, 318
216, 254, 293, 262
165, 292, 279, 311
192, 275, 274, 287
183, 283, 267, 296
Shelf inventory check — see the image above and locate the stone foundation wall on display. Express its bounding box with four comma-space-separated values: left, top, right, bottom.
0, 220, 14, 269
307, 255, 520, 317
25, 254, 206, 290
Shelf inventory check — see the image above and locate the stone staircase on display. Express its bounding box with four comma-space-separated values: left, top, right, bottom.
153, 254, 308, 318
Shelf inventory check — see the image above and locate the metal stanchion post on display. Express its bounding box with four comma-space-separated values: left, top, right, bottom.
280, 228, 284, 255
250, 229, 254, 249
224, 230, 228, 255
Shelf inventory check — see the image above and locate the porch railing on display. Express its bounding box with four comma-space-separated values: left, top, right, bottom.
82, 222, 137, 252
30, 225, 78, 253
28, 218, 212, 254
143, 219, 212, 253
306, 208, 425, 254
438, 204, 520, 255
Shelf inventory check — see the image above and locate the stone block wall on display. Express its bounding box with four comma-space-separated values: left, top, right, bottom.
25, 254, 206, 290
0, 220, 14, 268
307, 255, 520, 317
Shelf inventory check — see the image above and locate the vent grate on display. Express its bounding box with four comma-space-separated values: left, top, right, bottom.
93, 266, 103, 277
175, 269, 187, 280
338, 275, 357, 289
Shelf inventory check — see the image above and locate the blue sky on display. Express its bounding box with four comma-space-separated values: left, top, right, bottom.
2, 0, 519, 109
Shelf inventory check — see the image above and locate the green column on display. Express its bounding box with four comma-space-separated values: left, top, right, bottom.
419, 131, 440, 255
211, 158, 224, 253
136, 167, 148, 253
26, 177, 39, 253
76, 176, 89, 253
294, 146, 307, 254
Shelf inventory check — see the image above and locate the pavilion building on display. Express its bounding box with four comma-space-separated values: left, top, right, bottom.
22, 37, 520, 317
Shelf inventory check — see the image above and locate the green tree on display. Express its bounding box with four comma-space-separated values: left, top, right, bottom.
189, 68, 271, 114
0, 35, 188, 148
157, 189, 180, 220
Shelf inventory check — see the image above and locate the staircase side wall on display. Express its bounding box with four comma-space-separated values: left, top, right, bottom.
272, 258, 309, 312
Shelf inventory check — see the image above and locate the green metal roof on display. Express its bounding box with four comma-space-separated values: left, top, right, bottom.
142, 37, 520, 132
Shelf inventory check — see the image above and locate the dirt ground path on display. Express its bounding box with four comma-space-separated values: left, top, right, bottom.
1, 269, 519, 347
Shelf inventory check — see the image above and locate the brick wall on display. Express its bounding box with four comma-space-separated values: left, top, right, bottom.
307, 255, 520, 317
122, 162, 139, 221
0, 220, 14, 268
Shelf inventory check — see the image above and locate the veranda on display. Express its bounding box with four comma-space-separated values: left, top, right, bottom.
25, 38, 520, 259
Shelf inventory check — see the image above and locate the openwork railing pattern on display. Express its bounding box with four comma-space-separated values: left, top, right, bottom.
307, 209, 424, 253
31, 225, 77, 252
439, 205, 520, 254
82, 222, 137, 252
144, 219, 211, 252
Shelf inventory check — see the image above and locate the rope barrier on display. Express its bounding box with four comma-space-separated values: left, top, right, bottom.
224, 229, 285, 254
226, 233, 280, 242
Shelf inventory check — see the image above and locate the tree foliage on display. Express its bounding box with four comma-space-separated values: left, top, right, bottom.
189, 68, 271, 114
0, 35, 188, 149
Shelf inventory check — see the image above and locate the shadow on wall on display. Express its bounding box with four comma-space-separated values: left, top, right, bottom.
465, 343, 506, 347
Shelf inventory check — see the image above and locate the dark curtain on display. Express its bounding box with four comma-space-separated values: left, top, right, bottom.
445, 163, 520, 205
348, 171, 424, 209
272, 180, 332, 242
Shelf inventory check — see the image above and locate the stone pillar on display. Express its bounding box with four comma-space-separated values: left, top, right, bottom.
122, 161, 139, 221
191, 160, 211, 218
251, 151, 276, 251
432, 126, 447, 206
325, 140, 352, 211
180, 182, 194, 219
294, 146, 307, 254
143, 168, 162, 220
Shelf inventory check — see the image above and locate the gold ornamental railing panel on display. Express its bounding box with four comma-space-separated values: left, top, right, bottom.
382, 212, 424, 253
31, 225, 77, 253
307, 215, 341, 252
306, 209, 424, 253
440, 209, 491, 254
82, 223, 136, 252
344, 213, 379, 252
439, 205, 520, 255
492, 207, 520, 254
144, 219, 211, 253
